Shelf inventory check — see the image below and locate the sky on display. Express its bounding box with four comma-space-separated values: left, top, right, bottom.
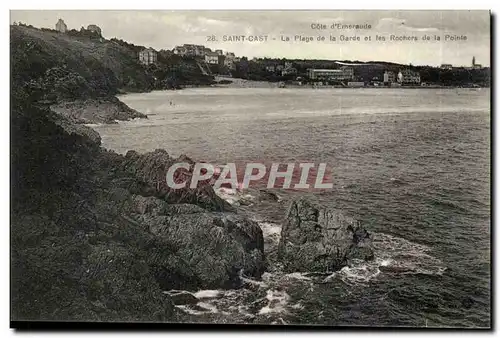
10, 10, 491, 67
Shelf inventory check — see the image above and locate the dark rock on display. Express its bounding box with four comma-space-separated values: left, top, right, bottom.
141, 211, 265, 289
10, 99, 264, 320
49, 111, 102, 145
130, 194, 168, 215
10, 26, 264, 323
118, 149, 233, 212
163, 203, 206, 215
277, 198, 374, 272
50, 97, 147, 124
165, 291, 199, 305
379, 265, 412, 274
258, 189, 280, 202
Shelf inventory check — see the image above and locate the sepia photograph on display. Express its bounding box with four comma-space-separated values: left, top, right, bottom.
9, 9, 491, 329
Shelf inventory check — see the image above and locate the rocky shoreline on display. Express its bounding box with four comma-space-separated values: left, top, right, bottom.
10, 22, 374, 321
50, 96, 148, 124
11, 89, 374, 322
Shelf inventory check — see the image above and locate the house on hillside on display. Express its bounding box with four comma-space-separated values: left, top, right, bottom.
87, 24, 102, 36
308, 67, 354, 81
397, 69, 421, 85
139, 48, 158, 65
55, 19, 67, 33
205, 52, 219, 65
383, 71, 396, 83
173, 44, 206, 57
224, 52, 236, 70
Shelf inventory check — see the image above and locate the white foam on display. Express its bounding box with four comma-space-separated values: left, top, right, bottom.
321, 273, 337, 283
271, 318, 288, 325
241, 275, 269, 289
290, 302, 305, 310
380, 258, 392, 267
258, 290, 291, 315
261, 272, 275, 283
175, 305, 205, 316
325, 259, 382, 285
197, 302, 219, 313
215, 187, 255, 206
283, 272, 312, 281
258, 222, 282, 244
194, 290, 221, 299
373, 233, 447, 276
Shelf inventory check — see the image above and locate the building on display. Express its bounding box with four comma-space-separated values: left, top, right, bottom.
217, 55, 226, 67
282, 68, 298, 76
383, 71, 396, 83
214, 49, 223, 56
282, 67, 298, 76
440, 64, 453, 70
281, 62, 297, 76
348, 81, 365, 87
265, 65, 276, 73
55, 19, 67, 33
138, 48, 158, 65
205, 52, 220, 64
397, 69, 421, 85
224, 52, 236, 70
470, 56, 483, 69
194, 45, 206, 56
224, 57, 236, 70
308, 67, 354, 81
87, 24, 102, 36
173, 44, 206, 57
173, 45, 188, 55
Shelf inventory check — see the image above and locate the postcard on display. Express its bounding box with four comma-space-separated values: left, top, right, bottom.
10, 9, 491, 329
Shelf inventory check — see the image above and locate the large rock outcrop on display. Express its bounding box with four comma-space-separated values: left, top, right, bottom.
125, 194, 265, 290
277, 198, 374, 272
11, 96, 264, 321
96, 148, 234, 212
51, 97, 147, 124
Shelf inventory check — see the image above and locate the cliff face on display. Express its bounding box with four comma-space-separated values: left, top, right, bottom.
10, 24, 264, 321
10, 24, 375, 322
11, 24, 216, 124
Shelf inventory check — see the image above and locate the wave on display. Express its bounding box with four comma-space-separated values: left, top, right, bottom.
321, 232, 447, 286
172, 227, 446, 323
194, 290, 221, 299
258, 221, 282, 246
258, 290, 291, 315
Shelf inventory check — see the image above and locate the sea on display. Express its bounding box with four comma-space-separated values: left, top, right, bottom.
92, 87, 491, 327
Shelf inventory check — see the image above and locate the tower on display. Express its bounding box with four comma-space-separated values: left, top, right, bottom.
472, 56, 476, 67
55, 19, 67, 33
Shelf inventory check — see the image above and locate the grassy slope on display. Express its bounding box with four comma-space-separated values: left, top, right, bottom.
11, 25, 153, 95
11, 25, 214, 97
9, 26, 168, 321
